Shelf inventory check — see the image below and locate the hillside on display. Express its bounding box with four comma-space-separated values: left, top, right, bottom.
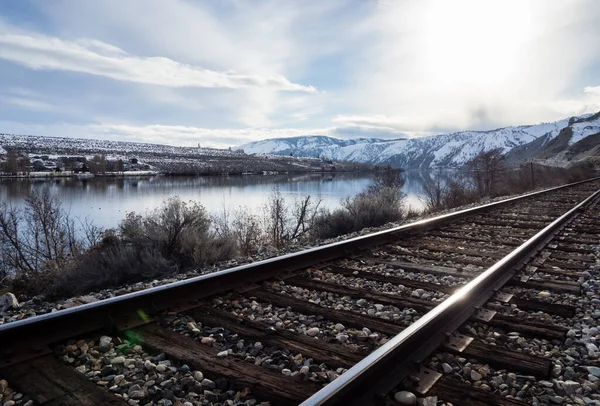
240, 112, 600, 169
0, 134, 373, 175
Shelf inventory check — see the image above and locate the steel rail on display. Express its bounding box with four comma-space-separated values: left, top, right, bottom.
0, 177, 598, 358
300, 185, 600, 406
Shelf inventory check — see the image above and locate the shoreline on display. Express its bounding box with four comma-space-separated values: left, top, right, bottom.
0, 170, 159, 179
0, 168, 375, 179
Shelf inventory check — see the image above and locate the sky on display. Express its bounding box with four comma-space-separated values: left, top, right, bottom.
1, 0, 599, 148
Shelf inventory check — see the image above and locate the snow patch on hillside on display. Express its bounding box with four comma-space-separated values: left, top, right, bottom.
240, 113, 598, 168
569, 116, 600, 145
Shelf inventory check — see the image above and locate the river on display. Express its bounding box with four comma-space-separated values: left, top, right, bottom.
0, 172, 432, 230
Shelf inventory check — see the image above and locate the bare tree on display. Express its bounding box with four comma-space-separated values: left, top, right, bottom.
262, 187, 322, 248
468, 148, 505, 197
264, 187, 289, 248
368, 165, 405, 194
420, 174, 447, 212
289, 195, 322, 242
89, 155, 107, 175
6, 150, 18, 175
79, 216, 104, 247
0, 189, 86, 277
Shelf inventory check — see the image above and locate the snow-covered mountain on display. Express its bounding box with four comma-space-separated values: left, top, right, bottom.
240, 112, 600, 168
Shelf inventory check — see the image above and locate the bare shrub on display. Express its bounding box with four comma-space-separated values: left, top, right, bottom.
211, 204, 232, 240
421, 176, 447, 212
442, 180, 480, 208
496, 162, 598, 195
0, 190, 85, 282
312, 169, 405, 240
0, 190, 114, 297
118, 198, 237, 267
369, 165, 405, 193
344, 187, 403, 227
312, 186, 404, 240
468, 148, 505, 197
263, 187, 288, 248
231, 207, 262, 256
262, 187, 322, 248
311, 208, 353, 240
404, 205, 422, 219
47, 241, 174, 298
420, 173, 480, 212
118, 212, 146, 244
119, 197, 211, 262
563, 162, 597, 182
79, 216, 104, 247
189, 234, 238, 265
499, 165, 534, 194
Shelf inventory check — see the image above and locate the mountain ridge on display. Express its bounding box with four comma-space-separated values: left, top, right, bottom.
240, 112, 600, 169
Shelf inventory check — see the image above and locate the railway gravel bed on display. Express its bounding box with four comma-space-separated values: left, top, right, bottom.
0, 179, 599, 406
400, 201, 600, 406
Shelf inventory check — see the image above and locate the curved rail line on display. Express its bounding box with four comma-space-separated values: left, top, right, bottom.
1, 177, 599, 405
302, 183, 600, 406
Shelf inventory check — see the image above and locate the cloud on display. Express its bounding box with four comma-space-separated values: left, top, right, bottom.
2, 96, 55, 111
0, 32, 316, 93
0, 87, 57, 111
21, 0, 355, 128
332, 114, 407, 130
584, 86, 600, 96
345, 0, 600, 131
1, 0, 599, 144
330, 114, 432, 138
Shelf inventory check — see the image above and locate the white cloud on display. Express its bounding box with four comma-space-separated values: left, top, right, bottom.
1, 0, 599, 143
2, 96, 55, 111
330, 114, 434, 138
0, 32, 316, 93
23, 0, 350, 128
345, 0, 600, 131
584, 86, 600, 96
1, 87, 56, 111
332, 114, 412, 130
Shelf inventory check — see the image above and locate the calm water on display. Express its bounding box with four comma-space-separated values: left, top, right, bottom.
0, 172, 431, 230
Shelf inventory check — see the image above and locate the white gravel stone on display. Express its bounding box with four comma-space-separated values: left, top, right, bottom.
306, 327, 320, 336
0, 293, 19, 311
98, 335, 112, 350
393, 390, 417, 405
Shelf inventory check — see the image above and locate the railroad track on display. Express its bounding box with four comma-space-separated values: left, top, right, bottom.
1, 178, 599, 406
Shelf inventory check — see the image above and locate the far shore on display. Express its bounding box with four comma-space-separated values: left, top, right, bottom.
0, 168, 374, 179
0, 170, 159, 179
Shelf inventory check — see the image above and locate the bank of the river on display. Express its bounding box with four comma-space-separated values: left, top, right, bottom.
0, 169, 375, 179
0, 170, 159, 179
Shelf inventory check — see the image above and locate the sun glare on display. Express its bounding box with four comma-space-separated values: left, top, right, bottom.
421, 0, 534, 91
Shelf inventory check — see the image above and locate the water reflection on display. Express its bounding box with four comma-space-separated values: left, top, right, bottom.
0, 171, 440, 230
